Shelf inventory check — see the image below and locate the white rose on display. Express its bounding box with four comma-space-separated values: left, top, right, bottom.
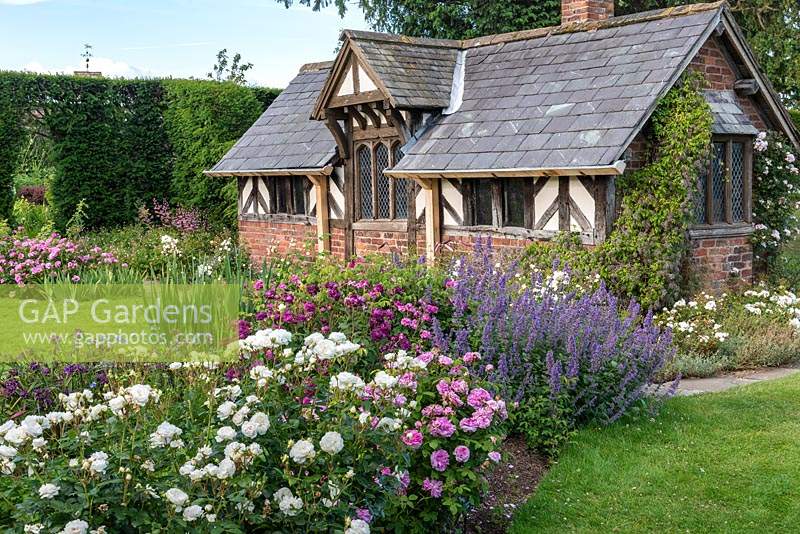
165, 488, 189, 507
248, 412, 270, 435
278, 495, 303, 516
330, 372, 365, 392
215, 426, 237, 443
38, 483, 60, 499
346, 519, 371, 534
216, 458, 236, 479
126, 384, 153, 406
0, 445, 17, 458
241, 421, 258, 438
107, 397, 126, 414
183, 504, 204, 521
4, 426, 27, 445
20, 416, 45, 437
88, 451, 109, 474
319, 431, 344, 454
289, 439, 316, 464
216, 401, 237, 420
59, 520, 89, 534
372, 371, 398, 389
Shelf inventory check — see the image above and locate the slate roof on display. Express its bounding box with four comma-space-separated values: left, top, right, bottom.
209, 62, 336, 173
346, 31, 460, 109
704, 90, 759, 136
394, 6, 722, 173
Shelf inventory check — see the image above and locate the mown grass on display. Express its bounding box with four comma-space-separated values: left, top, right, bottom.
511, 375, 800, 533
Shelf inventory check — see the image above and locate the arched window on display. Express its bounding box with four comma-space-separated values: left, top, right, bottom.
357, 144, 373, 219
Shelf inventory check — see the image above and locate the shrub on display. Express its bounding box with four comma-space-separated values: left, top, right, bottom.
0, 330, 506, 532
241, 255, 450, 369
752, 131, 800, 267
657, 287, 800, 378
163, 80, 263, 229
12, 198, 53, 238
436, 241, 676, 451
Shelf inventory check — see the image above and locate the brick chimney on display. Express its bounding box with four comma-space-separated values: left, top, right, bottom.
562, 0, 614, 24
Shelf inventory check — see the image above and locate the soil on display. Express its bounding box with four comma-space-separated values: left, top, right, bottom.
462, 436, 549, 533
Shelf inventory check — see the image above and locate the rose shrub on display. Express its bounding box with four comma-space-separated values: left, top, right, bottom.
0, 329, 506, 532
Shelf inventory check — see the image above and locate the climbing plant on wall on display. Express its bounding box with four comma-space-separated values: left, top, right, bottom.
751, 131, 800, 267
525, 74, 714, 310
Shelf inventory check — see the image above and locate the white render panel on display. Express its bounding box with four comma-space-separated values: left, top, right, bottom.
308, 181, 317, 214
570, 177, 595, 228
441, 179, 463, 226
535, 178, 558, 230
337, 66, 355, 96
257, 177, 270, 215
358, 65, 377, 92
241, 177, 255, 215
416, 186, 426, 220
329, 166, 345, 218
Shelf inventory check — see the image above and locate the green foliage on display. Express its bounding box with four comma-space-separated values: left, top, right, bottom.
12, 197, 53, 238
0, 72, 270, 231
751, 132, 800, 267
598, 74, 713, 309
0, 74, 26, 222
163, 80, 262, 228
249, 86, 282, 112
791, 109, 800, 130
207, 48, 254, 85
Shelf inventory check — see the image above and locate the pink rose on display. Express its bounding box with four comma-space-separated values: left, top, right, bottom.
401, 429, 424, 449
430, 449, 450, 472
454, 445, 470, 463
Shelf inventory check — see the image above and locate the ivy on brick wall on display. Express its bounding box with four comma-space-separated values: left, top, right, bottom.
752, 131, 800, 267
0, 72, 278, 229
525, 74, 713, 310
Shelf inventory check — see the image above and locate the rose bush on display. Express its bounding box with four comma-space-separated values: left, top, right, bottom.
0, 329, 505, 532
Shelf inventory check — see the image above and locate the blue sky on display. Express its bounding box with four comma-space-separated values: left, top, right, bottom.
0, 0, 369, 87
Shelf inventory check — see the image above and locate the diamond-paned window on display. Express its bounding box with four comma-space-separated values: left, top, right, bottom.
732, 142, 745, 222
711, 142, 726, 223
358, 145, 373, 219
393, 144, 408, 219
695, 137, 752, 226
375, 143, 391, 219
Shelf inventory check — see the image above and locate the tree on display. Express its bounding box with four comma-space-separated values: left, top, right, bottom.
278, 0, 800, 110
208, 49, 254, 85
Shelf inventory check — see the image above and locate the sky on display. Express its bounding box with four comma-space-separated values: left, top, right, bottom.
0, 0, 370, 88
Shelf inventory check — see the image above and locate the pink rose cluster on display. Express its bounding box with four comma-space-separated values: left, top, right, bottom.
0, 233, 119, 285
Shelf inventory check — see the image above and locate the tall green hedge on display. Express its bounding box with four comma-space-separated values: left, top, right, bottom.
0, 72, 278, 229
163, 80, 263, 228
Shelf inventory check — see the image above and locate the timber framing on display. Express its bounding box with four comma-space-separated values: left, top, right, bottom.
204, 166, 334, 178
385, 161, 627, 180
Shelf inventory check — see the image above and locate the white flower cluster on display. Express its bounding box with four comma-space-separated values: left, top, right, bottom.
239, 328, 293, 352
160, 234, 180, 255
273, 487, 303, 516
149, 421, 184, 449
330, 371, 366, 392
294, 332, 360, 364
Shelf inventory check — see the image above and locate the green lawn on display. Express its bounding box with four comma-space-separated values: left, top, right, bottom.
511, 376, 800, 533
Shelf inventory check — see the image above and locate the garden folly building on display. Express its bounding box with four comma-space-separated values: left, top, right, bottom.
207, 0, 799, 288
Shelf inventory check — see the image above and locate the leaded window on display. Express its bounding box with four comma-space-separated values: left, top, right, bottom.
356, 140, 409, 220
696, 136, 752, 226
464, 178, 529, 228
269, 176, 307, 215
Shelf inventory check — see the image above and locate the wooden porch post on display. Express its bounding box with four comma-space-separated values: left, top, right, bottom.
308, 174, 331, 254
420, 178, 441, 264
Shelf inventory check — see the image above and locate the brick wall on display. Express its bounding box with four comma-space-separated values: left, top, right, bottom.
690, 235, 753, 290
330, 225, 346, 260
239, 219, 318, 264
441, 231, 532, 255
689, 38, 767, 130
561, 0, 614, 24
353, 229, 412, 257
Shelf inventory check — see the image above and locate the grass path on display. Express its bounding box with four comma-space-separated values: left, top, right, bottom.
511, 376, 800, 533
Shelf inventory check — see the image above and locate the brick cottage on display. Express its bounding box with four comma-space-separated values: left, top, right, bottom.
207, 0, 800, 288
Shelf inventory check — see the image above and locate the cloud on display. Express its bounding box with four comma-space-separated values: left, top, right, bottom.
0, 0, 49, 4
118, 41, 214, 52
23, 56, 156, 78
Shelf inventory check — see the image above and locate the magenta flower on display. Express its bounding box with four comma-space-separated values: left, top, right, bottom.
459, 417, 479, 433
401, 429, 424, 449
467, 388, 492, 409
488, 451, 501, 463
422, 478, 443, 498
430, 449, 450, 472
428, 417, 456, 438
454, 445, 471, 463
